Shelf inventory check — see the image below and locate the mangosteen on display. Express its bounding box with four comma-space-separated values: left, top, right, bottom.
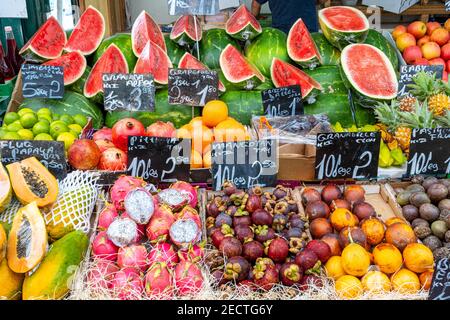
294, 248, 319, 271
274, 201, 289, 215
211, 225, 234, 248
272, 214, 288, 232
305, 240, 332, 263
223, 256, 250, 282
285, 227, 303, 240
211, 269, 227, 285
299, 275, 324, 291
288, 215, 305, 230
410, 192, 431, 208
219, 237, 243, 258
207, 198, 222, 217
352, 201, 376, 221
305, 200, 330, 221
230, 190, 248, 206
321, 184, 342, 204
431, 220, 448, 239
279, 262, 303, 286
422, 176, 439, 190
411, 218, 430, 228
251, 209, 273, 225
402, 205, 420, 222
396, 191, 412, 206
288, 237, 306, 255
330, 199, 351, 211
242, 240, 264, 262
233, 215, 252, 227
287, 200, 299, 214
215, 213, 233, 228
245, 194, 262, 213
427, 183, 449, 203
223, 181, 237, 196
265, 237, 289, 263
439, 199, 450, 212
423, 235, 443, 252
226, 205, 238, 217
301, 187, 321, 205
406, 184, 425, 193
433, 247, 450, 260
248, 186, 263, 196
254, 225, 276, 243
234, 225, 254, 242
253, 258, 279, 290
309, 218, 333, 239
419, 203, 440, 222
273, 185, 288, 200
414, 225, 432, 239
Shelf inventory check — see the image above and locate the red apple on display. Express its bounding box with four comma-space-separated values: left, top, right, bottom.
403, 45, 422, 64
430, 28, 450, 46
421, 41, 441, 60
441, 43, 450, 61
414, 57, 430, 66
429, 57, 446, 71
392, 25, 407, 40
426, 21, 441, 36
417, 35, 430, 47
443, 70, 448, 82
396, 33, 416, 52
68, 139, 101, 170
407, 21, 427, 39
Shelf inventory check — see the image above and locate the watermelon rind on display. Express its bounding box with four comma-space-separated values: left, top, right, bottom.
165, 35, 186, 67
226, 5, 262, 41
287, 19, 322, 70
220, 91, 264, 125
64, 6, 105, 56
170, 15, 202, 47
20, 17, 66, 62
318, 6, 369, 50
304, 66, 347, 95
200, 28, 241, 70
311, 33, 341, 66
93, 33, 137, 71
220, 44, 265, 90
245, 28, 290, 77
132, 10, 167, 57
305, 92, 355, 127
43, 51, 87, 86
363, 29, 399, 72
134, 41, 173, 86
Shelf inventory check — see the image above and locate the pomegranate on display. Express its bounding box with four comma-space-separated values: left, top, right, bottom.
146, 204, 175, 243
252, 209, 273, 225
219, 237, 243, 257
177, 244, 204, 263
110, 175, 146, 211
98, 204, 119, 231
146, 121, 176, 138
170, 181, 198, 208
95, 139, 115, 153
144, 262, 173, 298
306, 240, 331, 263
112, 118, 146, 151
305, 200, 330, 220
148, 243, 179, 268
117, 244, 148, 272
253, 258, 279, 290
265, 237, 289, 263
301, 187, 321, 205
279, 262, 303, 286
98, 147, 128, 171
254, 225, 276, 243
174, 261, 204, 296
321, 184, 342, 204
294, 249, 319, 271
93, 127, 112, 141
111, 267, 143, 300
223, 256, 251, 282
242, 240, 265, 262
92, 231, 119, 262
68, 139, 101, 170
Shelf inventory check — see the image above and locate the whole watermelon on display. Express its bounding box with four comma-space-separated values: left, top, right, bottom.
245, 28, 290, 77
311, 33, 341, 66
304, 66, 347, 95
200, 28, 241, 69
93, 33, 137, 71
363, 29, 399, 71
221, 91, 264, 125
304, 92, 354, 127
165, 34, 186, 67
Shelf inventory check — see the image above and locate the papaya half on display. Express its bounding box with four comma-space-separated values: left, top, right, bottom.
0, 162, 12, 213
0, 224, 6, 263
0, 259, 25, 300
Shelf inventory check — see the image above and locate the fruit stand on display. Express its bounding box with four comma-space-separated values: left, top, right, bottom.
0, 2, 449, 302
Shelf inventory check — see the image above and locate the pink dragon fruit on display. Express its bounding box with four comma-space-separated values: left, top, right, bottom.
175, 205, 202, 230
157, 188, 189, 211
110, 175, 146, 211
170, 181, 198, 208
92, 231, 119, 262
148, 243, 179, 269
124, 188, 155, 225
144, 262, 174, 298
88, 258, 120, 290
146, 204, 175, 243
111, 267, 144, 300
177, 244, 204, 263
117, 244, 149, 272
98, 203, 119, 231
169, 218, 202, 249
174, 261, 204, 296
107, 217, 138, 247
121, 212, 146, 243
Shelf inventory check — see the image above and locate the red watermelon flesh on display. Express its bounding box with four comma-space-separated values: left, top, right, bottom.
43, 51, 87, 85
226, 5, 262, 40
170, 15, 202, 43
287, 18, 322, 68
132, 10, 167, 57
19, 16, 66, 61
134, 40, 173, 85
83, 44, 128, 98
271, 58, 322, 99
220, 44, 265, 83
321, 6, 368, 31
178, 52, 226, 92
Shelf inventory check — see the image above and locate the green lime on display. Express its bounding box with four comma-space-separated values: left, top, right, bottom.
73, 114, 88, 128
17, 108, 34, 117
68, 124, 83, 135
69, 130, 79, 138
6, 122, 23, 132
3, 112, 20, 125
38, 115, 52, 124
0, 128, 7, 139
34, 133, 53, 141
32, 121, 50, 136
2, 132, 21, 140
17, 129, 34, 140
20, 112, 39, 129
37, 108, 52, 117
52, 114, 60, 121
50, 122, 69, 140
57, 132, 76, 150
59, 114, 74, 125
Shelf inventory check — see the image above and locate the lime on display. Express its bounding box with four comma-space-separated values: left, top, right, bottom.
17, 108, 34, 117
20, 112, 39, 129
38, 114, 52, 124
73, 114, 88, 128
57, 132, 76, 150
6, 122, 23, 132
3, 132, 21, 140
50, 122, 69, 140
37, 107, 52, 117
32, 121, 50, 136
17, 129, 34, 140
0, 128, 7, 139
60, 114, 74, 125
3, 112, 20, 125
34, 133, 53, 141
68, 124, 83, 135
52, 114, 60, 121
69, 130, 80, 138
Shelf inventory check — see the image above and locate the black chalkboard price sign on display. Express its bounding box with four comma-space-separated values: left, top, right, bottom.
0, 140, 67, 179
428, 258, 450, 300
21, 64, 64, 99
211, 140, 277, 191
406, 128, 450, 176
445, 0, 450, 11
103, 73, 155, 112
167, 0, 219, 16
398, 65, 444, 97
315, 132, 381, 180
127, 136, 191, 184
261, 85, 303, 117
168, 68, 219, 106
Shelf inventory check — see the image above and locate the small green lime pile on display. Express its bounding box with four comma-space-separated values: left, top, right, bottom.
1, 108, 88, 150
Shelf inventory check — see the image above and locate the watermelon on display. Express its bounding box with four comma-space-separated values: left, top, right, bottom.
318, 6, 369, 50
220, 91, 264, 125
178, 53, 225, 93
304, 93, 354, 127
270, 58, 322, 103
93, 33, 137, 71
131, 10, 166, 56
64, 6, 105, 55
353, 102, 376, 126
84, 44, 129, 99
304, 66, 347, 95
220, 44, 265, 90
226, 5, 262, 41
340, 44, 398, 107
105, 90, 200, 128
255, 79, 275, 91
363, 29, 399, 72
43, 51, 87, 86
287, 19, 322, 69
20, 17, 66, 62
311, 33, 341, 66
200, 28, 240, 70
19, 91, 103, 129
165, 35, 186, 67
216, 69, 239, 91
134, 41, 172, 86
170, 15, 202, 47
245, 28, 289, 77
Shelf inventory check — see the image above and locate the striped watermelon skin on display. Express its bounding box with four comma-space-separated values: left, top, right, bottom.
304, 93, 354, 127
220, 91, 264, 125
165, 35, 187, 67
311, 33, 341, 66
363, 29, 399, 72
304, 66, 347, 95
226, 5, 262, 41
200, 29, 241, 70
287, 19, 322, 69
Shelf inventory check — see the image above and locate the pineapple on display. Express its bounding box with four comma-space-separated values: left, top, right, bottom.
398, 96, 417, 112
393, 127, 411, 152
428, 93, 450, 116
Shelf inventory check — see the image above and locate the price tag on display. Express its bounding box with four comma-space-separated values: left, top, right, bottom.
211, 140, 278, 191
168, 0, 219, 16
21, 64, 64, 99
428, 258, 450, 300
0, 140, 67, 179
261, 85, 303, 117
406, 128, 450, 176
315, 132, 381, 180
103, 73, 155, 112
168, 68, 219, 106
445, 0, 450, 11
398, 65, 444, 97
127, 136, 191, 184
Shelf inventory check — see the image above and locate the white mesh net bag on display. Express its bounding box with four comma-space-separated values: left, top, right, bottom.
0, 197, 22, 224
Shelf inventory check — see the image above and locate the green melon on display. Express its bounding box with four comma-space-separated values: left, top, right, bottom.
200, 28, 241, 70
220, 91, 264, 125
93, 33, 137, 70
165, 35, 186, 67
363, 29, 399, 72
311, 33, 341, 66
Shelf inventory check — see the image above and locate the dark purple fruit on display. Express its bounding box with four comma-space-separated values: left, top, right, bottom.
309, 218, 333, 239
301, 187, 321, 205
422, 176, 438, 190
251, 209, 273, 225
253, 258, 279, 290
330, 199, 351, 211
223, 181, 237, 196
402, 205, 419, 222
339, 226, 368, 250
272, 214, 288, 232
273, 185, 288, 200
321, 184, 342, 204
427, 183, 448, 202
288, 215, 305, 230
223, 256, 250, 282
207, 198, 221, 218
210, 225, 234, 248
234, 225, 254, 242
287, 200, 299, 214
254, 226, 276, 243
305, 200, 330, 220
246, 194, 262, 213
321, 233, 342, 256
352, 202, 376, 221
211, 269, 227, 285
219, 237, 242, 258
265, 237, 289, 263
215, 213, 232, 228
226, 205, 237, 217
419, 203, 440, 222
294, 249, 319, 271
305, 240, 332, 263
233, 215, 252, 227
242, 240, 264, 262
285, 227, 303, 240
279, 262, 303, 286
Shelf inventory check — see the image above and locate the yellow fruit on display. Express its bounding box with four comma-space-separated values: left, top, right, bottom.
190, 150, 203, 169
341, 243, 370, 277
202, 100, 228, 128
0, 259, 24, 300
391, 269, 420, 294
428, 93, 450, 116
372, 243, 403, 274
0, 163, 13, 213
214, 118, 247, 142
335, 275, 363, 299
361, 271, 391, 293
0, 224, 6, 262
403, 243, 434, 273
325, 256, 346, 280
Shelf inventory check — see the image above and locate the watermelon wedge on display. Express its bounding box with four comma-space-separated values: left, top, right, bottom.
83, 44, 129, 99
43, 51, 87, 86
270, 58, 322, 103
318, 6, 369, 50
340, 44, 398, 106
132, 10, 167, 56
19, 17, 66, 62
288, 19, 322, 69
134, 41, 172, 86
64, 6, 105, 55
170, 15, 202, 47
178, 52, 226, 93
226, 5, 262, 41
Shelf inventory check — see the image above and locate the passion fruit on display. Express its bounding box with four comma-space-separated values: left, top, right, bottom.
361, 271, 391, 293
301, 187, 321, 205
321, 233, 342, 256
406, 184, 425, 193
335, 275, 363, 299
343, 185, 365, 204
419, 270, 434, 290
396, 191, 412, 206
402, 205, 419, 222
391, 269, 420, 294
427, 183, 448, 202
422, 176, 438, 190
309, 218, 333, 239
352, 201, 376, 221
340, 243, 370, 277
403, 243, 434, 273
324, 256, 346, 280
321, 184, 342, 205
422, 235, 442, 252
360, 217, 385, 246
409, 192, 431, 208
385, 222, 417, 251
305, 200, 330, 221
372, 243, 403, 274
411, 218, 429, 228
430, 220, 448, 239
385, 217, 406, 227
330, 208, 357, 231
438, 199, 450, 211
339, 226, 368, 250
419, 203, 440, 222
330, 199, 351, 211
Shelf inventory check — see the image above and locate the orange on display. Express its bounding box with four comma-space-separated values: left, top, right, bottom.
191, 149, 203, 169
177, 124, 192, 139
202, 100, 228, 128
191, 124, 214, 154
214, 118, 247, 142
203, 148, 212, 168
190, 116, 204, 127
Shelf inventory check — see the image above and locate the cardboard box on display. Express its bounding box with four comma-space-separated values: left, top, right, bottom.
362, 0, 420, 14
277, 143, 317, 181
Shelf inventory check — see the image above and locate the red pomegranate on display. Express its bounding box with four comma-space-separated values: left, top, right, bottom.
68, 139, 101, 170
112, 118, 146, 151
93, 127, 113, 141
146, 121, 176, 138
99, 147, 128, 171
